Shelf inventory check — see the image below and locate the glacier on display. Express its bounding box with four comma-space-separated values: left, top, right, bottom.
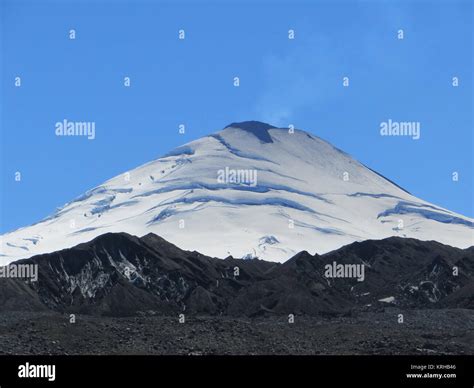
1, 120, 473, 264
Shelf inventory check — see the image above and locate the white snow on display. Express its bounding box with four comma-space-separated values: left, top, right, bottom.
1, 122, 473, 265
378, 296, 396, 304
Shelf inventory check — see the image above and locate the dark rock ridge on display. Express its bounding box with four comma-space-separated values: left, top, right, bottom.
0, 233, 472, 316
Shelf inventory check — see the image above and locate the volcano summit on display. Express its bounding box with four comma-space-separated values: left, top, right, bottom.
1, 121, 472, 264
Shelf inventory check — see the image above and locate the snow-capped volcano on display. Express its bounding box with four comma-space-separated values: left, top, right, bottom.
1, 121, 473, 264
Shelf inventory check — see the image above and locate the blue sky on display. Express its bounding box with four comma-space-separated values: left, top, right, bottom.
1, 0, 472, 233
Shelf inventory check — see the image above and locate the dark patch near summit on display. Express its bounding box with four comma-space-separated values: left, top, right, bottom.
225, 121, 277, 143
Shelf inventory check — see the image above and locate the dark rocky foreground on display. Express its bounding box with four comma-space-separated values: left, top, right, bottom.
0, 232, 472, 355
0, 309, 472, 355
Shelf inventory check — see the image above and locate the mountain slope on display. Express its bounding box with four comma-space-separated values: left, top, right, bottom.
1, 121, 473, 264
1, 233, 472, 316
